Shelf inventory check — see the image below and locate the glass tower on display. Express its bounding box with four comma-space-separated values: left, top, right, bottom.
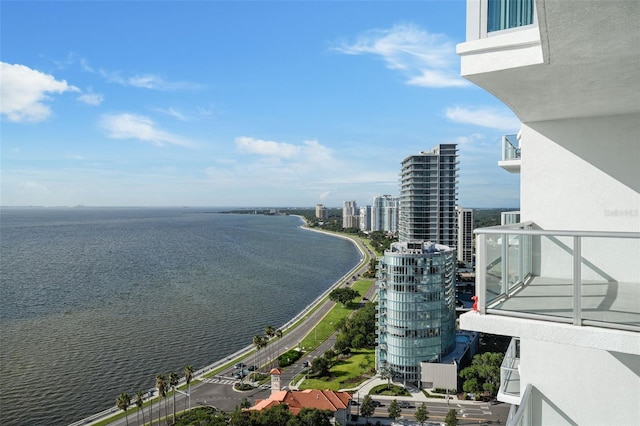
376, 241, 457, 383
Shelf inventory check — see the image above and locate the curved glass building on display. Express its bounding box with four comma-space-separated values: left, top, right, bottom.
376, 241, 456, 383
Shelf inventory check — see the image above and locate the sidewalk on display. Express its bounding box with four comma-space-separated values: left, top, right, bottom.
341, 376, 485, 407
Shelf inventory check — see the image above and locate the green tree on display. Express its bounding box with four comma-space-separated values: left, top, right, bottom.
239, 397, 251, 409
169, 371, 180, 423
253, 334, 268, 372
328, 287, 360, 307
258, 403, 293, 426
296, 408, 332, 426
310, 356, 330, 377
134, 391, 145, 426
415, 402, 429, 425
264, 325, 275, 368
360, 395, 375, 423
379, 366, 394, 389
459, 352, 504, 399
387, 399, 401, 421
445, 408, 459, 426
184, 364, 194, 411
156, 374, 167, 425
116, 392, 131, 426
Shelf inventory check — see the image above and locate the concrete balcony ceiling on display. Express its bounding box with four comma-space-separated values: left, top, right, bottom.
458, 0, 640, 123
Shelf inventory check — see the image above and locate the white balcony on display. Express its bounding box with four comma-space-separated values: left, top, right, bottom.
458, 1, 640, 124
498, 134, 521, 173
460, 222, 640, 355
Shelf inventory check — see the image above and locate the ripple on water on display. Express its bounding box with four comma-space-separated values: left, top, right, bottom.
0, 209, 360, 425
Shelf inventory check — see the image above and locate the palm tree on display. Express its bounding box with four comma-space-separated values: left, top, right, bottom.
116, 392, 131, 426
274, 329, 283, 368
264, 325, 275, 368
134, 391, 145, 426
168, 371, 180, 424
183, 364, 194, 412
155, 374, 167, 425
253, 334, 264, 372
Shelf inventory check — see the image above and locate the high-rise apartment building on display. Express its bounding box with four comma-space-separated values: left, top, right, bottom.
342, 200, 358, 229
359, 205, 371, 233
376, 146, 460, 383
372, 195, 399, 234
398, 145, 459, 248
315, 204, 328, 220
457, 1, 639, 425
376, 241, 457, 383
456, 206, 473, 266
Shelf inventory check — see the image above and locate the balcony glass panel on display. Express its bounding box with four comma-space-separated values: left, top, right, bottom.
502, 134, 521, 161
475, 224, 640, 332
499, 338, 521, 402
488, 0, 535, 33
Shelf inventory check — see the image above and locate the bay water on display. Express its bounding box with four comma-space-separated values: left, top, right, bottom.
0, 208, 360, 425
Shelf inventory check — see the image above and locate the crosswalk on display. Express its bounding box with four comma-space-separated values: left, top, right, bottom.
201, 376, 271, 390
201, 377, 238, 386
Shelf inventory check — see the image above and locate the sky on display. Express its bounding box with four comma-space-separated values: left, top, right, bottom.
0, 1, 521, 208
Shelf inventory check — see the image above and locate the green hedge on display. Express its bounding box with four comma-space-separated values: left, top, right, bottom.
278, 349, 302, 368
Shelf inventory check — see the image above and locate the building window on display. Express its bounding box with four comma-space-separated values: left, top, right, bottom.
488, 0, 534, 32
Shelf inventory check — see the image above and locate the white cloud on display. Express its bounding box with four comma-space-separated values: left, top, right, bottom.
445, 106, 521, 131
77, 91, 104, 106
100, 69, 199, 91
100, 113, 194, 147
0, 62, 79, 122
333, 23, 469, 88
235, 136, 302, 159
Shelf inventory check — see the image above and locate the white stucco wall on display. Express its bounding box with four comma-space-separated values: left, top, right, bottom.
519, 114, 640, 282
520, 338, 640, 426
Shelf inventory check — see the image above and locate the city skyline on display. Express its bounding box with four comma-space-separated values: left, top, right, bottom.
1, 1, 520, 208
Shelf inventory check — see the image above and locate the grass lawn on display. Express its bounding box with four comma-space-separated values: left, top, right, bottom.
299, 348, 375, 391
298, 279, 374, 352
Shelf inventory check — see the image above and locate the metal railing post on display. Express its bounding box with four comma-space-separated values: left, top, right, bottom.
573, 236, 582, 326
477, 233, 486, 314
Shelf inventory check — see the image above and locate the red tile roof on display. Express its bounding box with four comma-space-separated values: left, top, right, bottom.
250, 389, 352, 415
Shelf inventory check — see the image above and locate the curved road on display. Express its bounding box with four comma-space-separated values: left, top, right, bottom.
86, 231, 377, 425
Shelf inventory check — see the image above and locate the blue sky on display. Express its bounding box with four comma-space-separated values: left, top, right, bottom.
1, 1, 520, 208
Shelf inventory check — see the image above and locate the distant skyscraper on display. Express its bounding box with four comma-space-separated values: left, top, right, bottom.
342, 200, 358, 229
359, 205, 372, 232
456, 206, 473, 266
398, 145, 459, 247
372, 195, 399, 234
315, 204, 328, 220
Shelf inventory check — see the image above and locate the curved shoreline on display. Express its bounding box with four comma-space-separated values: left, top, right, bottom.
75, 216, 370, 426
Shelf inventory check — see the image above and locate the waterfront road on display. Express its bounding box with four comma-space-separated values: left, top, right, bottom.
85, 232, 374, 425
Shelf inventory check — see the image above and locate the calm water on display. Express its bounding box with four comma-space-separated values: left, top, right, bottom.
0, 208, 360, 425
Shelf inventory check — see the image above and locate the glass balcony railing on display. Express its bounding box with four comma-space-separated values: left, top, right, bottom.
506, 383, 533, 426
502, 134, 521, 161
474, 223, 640, 332
499, 134, 521, 173
499, 338, 521, 404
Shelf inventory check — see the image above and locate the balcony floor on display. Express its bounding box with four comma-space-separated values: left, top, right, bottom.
487, 276, 640, 328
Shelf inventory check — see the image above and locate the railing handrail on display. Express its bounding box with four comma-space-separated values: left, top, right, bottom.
475, 223, 639, 239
